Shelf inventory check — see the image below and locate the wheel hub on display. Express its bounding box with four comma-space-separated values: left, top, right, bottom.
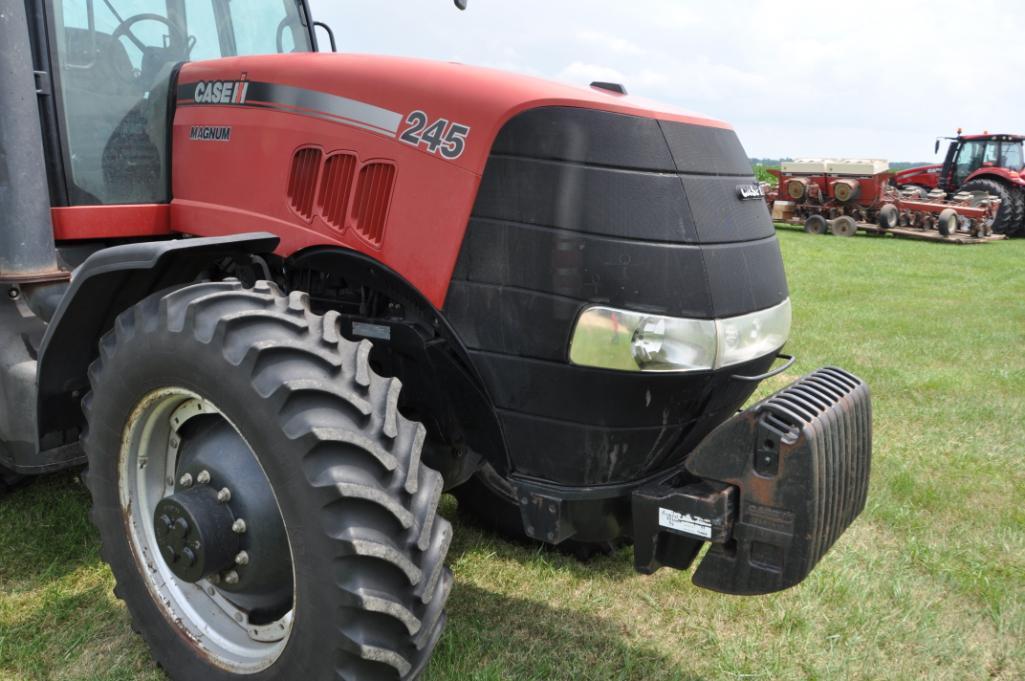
154, 486, 239, 583
119, 389, 294, 671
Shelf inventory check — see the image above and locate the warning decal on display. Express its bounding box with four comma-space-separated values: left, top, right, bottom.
658, 507, 712, 539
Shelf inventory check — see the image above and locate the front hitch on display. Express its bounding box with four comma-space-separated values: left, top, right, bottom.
632, 367, 872, 595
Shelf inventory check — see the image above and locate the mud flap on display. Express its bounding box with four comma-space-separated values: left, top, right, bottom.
632, 367, 872, 595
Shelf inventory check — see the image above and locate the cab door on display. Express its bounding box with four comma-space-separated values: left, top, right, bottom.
950, 140, 987, 187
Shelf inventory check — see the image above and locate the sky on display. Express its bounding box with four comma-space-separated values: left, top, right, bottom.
308, 0, 1024, 163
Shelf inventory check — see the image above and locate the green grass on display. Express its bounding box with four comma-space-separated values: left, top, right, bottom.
2, 229, 1024, 680
754, 164, 779, 185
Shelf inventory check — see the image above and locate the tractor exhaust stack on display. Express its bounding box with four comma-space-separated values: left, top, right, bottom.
0, 0, 63, 283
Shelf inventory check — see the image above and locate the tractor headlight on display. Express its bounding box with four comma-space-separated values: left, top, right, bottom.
714, 299, 792, 368
568, 299, 791, 373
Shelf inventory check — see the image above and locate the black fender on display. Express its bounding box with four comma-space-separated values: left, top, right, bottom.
36, 233, 279, 443
286, 246, 508, 486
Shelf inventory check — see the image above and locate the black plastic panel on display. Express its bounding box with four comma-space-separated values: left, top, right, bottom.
492, 107, 676, 171
444, 106, 788, 487
500, 409, 691, 485
658, 120, 754, 176
702, 238, 788, 315
679, 175, 776, 243
474, 156, 698, 242
469, 351, 711, 427
465, 350, 776, 486
444, 285, 579, 361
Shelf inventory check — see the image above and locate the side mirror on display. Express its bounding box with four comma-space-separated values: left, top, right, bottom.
934, 139, 940, 154
454, 0, 467, 9
313, 21, 337, 52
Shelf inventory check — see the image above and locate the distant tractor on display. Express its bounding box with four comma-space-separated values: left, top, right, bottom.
894, 133, 1025, 236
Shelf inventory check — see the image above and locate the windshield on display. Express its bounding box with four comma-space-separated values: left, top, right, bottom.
54, 0, 312, 205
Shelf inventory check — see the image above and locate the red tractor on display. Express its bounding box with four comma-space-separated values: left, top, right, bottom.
894, 133, 1025, 236
0, 1, 872, 679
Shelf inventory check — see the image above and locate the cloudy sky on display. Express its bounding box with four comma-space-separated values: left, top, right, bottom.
309, 0, 1023, 163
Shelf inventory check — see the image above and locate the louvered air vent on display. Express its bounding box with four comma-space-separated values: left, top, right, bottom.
317, 153, 358, 232
350, 162, 396, 247
287, 147, 322, 221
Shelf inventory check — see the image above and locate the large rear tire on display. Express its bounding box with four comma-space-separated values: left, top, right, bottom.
83, 279, 451, 681
960, 178, 1024, 236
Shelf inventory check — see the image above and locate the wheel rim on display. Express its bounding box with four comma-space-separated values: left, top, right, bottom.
119, 387, 294, 673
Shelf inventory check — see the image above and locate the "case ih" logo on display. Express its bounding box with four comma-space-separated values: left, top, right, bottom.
736, 183, 765, 201
193, 80, 250, 105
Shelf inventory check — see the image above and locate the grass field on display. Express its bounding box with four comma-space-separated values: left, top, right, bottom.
2, 229, 1023, 680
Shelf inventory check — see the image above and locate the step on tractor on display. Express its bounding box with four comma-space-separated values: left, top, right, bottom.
0, 1, 873, 679
771, 159, 1001, 238
894, 132, 1025, 236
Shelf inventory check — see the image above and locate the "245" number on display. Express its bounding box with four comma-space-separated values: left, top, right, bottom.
399, 111, 470, 160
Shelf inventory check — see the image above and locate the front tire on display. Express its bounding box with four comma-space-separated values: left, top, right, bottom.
83, 279, 451, 681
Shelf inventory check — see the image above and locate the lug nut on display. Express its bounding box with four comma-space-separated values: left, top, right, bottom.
196, 470, 211, 485
235, 551, 250, 566
179, 473, 193, 488
171, 517, 190, 539
223, 570, 240, 585
216, 487, 232, 503
231, 519, 247, 534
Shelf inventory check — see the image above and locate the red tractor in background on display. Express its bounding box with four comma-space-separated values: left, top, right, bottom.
894, 132, 1025, 236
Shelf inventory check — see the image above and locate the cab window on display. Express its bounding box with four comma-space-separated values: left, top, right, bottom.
952, 140, 985, 185
53, 0, 312, 206
1000, 142, 1024, 170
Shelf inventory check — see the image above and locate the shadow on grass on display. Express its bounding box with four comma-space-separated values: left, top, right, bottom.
0, 471, 100, 591
430, 581, 705, 681
446, 497, 647, 584
1, 480, 698, 679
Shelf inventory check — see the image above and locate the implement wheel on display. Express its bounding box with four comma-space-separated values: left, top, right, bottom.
803, 214, 828, 234
877, 204, 898, 230
937, 208, 958, 237
83, 280, 451, 681
831, 215, 859, 237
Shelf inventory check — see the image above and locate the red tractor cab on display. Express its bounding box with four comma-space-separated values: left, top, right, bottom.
894, 133, 1025, 235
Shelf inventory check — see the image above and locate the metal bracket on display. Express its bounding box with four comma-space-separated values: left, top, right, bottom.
33, 70, 51, 96
730, 353, 795, 382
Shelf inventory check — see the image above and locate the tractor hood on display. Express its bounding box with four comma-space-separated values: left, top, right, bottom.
174, 52, 786, 490
179, 52, 730, 176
